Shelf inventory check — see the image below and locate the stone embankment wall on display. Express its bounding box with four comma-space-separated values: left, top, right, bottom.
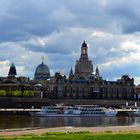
0, 97, 139, 108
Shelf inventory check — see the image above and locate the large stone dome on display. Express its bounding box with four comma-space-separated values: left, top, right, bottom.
34, 62, 50, 80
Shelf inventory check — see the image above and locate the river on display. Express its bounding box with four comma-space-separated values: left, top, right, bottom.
0, 115, 140, 129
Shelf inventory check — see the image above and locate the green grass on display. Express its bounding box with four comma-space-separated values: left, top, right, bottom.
0, 131, 140, 140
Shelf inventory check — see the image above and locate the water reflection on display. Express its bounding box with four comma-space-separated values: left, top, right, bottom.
0, 115, 139, 130
37, 116, 136, 127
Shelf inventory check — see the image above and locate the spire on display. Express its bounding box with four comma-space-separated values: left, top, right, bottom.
69, 67, 74, 79
8, 63, 17, 77
69, 67, 73, 75
82, 41, 87, 48
95, 66, 99, 76
42, 56, 44, 64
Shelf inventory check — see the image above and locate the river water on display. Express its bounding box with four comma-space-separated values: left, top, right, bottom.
0, 115, 140, 129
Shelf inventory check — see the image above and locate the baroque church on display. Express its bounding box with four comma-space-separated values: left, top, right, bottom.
31, 41, 134, 100
0, 41, 135, 100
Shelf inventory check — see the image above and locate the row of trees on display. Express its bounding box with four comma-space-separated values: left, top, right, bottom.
0, 90, 33, 97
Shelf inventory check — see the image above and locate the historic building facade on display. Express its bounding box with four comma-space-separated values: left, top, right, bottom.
134, 85, 140, 99
0, 63, 30, 94
0, 41, 135, 100
50, 42, 134, 100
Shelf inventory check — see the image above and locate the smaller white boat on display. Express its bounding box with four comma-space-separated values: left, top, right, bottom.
133, 107, 140, 117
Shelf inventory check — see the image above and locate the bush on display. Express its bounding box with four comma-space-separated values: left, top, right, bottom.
6, 91, 12, 97
23, 90, 33, 97
0, 90, 6, 96
11, 90, 22, 97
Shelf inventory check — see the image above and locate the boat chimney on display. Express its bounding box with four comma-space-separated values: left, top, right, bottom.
135, 102, 137, 107
126, 102, 128, 106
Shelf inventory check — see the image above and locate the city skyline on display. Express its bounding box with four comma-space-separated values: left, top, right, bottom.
0, 0, 140, 84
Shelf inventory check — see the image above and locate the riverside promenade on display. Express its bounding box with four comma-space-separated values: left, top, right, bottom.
0, 108, 40, 115
0, 97, 139, 108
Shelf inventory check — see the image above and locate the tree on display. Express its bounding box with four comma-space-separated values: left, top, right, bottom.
0, 90, 6, 96
23, 90, 33, 97
11, 90, 22, 97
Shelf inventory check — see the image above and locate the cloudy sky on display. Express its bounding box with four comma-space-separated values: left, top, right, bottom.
0, 0, 140, 84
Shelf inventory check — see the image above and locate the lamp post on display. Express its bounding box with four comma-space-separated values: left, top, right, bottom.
40, 91, 43, 99
34, 84, 43, 99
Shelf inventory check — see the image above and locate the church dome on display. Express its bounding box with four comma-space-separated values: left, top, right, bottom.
35, 63, 49, 74
34, 61, 50, 80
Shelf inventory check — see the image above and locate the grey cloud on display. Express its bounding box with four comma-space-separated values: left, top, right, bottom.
104, 0, 140, 33
0, 0, 120, 42
0, 0, 140, 83
18, 27, 92, 55
0, 0, 130, 44
101, 62, 140, 80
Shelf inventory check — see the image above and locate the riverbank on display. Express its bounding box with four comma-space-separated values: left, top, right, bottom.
0, 125, 140, 137
0, 132, 140, 140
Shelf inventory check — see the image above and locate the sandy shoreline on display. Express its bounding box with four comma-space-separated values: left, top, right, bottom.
0, 126, 140, 137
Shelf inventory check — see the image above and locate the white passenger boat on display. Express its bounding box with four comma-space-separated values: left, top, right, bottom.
30, 105, 117, 117
76, 105, 117, 117
30, 106, 81, 117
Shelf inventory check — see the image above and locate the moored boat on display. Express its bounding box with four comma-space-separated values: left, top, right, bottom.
133, 107, 140, 117
30, 105, 118, 117
30, 106, 81, 117
76, 105, 117, 117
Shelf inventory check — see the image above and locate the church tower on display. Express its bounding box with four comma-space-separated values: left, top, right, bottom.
8, 63, 17, 78
74, 41, 93, 79
80, 41, 88, 59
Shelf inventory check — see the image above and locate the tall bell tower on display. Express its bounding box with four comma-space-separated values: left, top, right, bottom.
80, 41, 88, 59
74, 41, 93, 79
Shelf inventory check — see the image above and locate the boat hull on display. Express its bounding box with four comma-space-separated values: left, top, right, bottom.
133, 113, 140, 117
30, 112, 117, 117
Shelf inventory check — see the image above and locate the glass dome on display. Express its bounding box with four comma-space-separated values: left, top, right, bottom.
34, 62, 50, 80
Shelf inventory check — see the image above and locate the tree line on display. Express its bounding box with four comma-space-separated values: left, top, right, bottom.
0, 90, 33, 97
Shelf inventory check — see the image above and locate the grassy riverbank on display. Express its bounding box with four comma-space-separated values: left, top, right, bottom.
0, 131, 140, 140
